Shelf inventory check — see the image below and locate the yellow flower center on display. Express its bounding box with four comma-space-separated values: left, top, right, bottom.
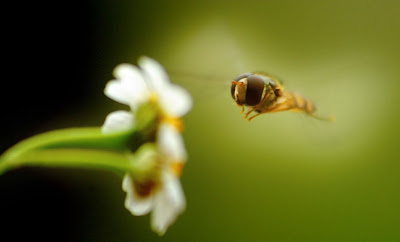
171, 162, 185, 177
163, 116, 184, 132
149, 92, 184, 132
149, 92, 158, 103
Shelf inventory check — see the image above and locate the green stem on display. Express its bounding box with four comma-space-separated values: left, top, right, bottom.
1, 127, 133, 161
0, 148, 133, 176
0, 127, 137, 176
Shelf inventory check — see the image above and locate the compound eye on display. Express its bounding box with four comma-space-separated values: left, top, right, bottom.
233, 72, 252, 82
231, 82, 236, 99
246, 75, 265, 106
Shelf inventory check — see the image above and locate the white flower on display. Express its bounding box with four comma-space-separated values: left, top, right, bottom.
102, 56, 191, 235
105, 56, 192, 117
122, 122, 186, 235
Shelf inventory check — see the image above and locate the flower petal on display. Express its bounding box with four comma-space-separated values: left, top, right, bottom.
101, 110, 134, 134
113, 63, 145, 83
151, 172, 186, 235
105, 64, 150, 108
158, 123, 187, 163
138, 56, 170, 93
159, 84, 193, 117
104, 80, 134, 106
122, 174, 154, 216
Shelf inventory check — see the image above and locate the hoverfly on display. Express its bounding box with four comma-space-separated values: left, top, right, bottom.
231, 72, 333, 121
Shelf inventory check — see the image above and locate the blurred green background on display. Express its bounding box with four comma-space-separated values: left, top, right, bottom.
2, 0, 400, 241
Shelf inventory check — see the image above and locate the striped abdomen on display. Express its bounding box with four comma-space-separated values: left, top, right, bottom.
289, 92, 317, 115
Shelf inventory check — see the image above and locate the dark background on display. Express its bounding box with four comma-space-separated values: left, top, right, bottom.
1, 2, 95, 241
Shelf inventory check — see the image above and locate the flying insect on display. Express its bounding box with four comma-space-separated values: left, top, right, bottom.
231, 72, 333, 121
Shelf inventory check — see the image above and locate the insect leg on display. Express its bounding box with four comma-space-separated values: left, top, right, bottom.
244, 92, 271, 118
247, 112, 262, 122
246, 102, 288, 121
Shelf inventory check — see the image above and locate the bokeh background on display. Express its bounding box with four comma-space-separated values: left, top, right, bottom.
1, 0, 400, 241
